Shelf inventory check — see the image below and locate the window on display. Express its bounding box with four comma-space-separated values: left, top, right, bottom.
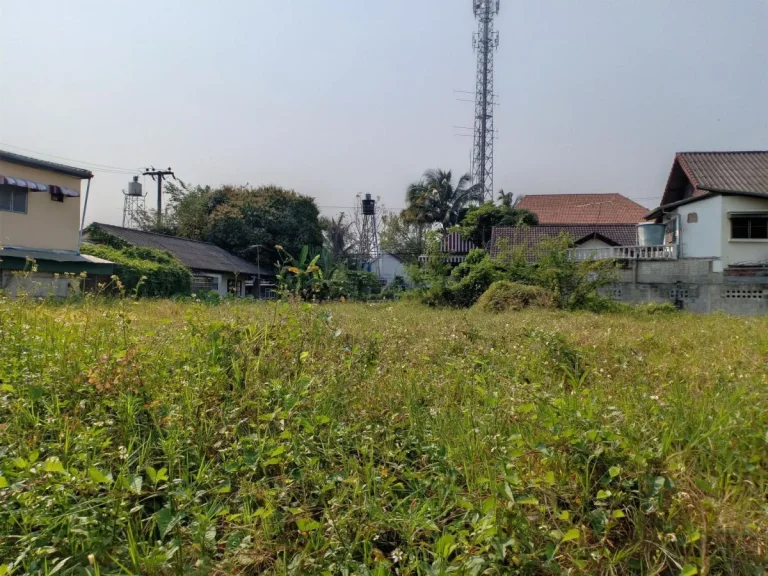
731, 214, 768, 240
192, 275, 215, 293
0, 185, 28, 214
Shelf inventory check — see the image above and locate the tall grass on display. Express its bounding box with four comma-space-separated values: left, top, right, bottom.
0, 297, 765, 575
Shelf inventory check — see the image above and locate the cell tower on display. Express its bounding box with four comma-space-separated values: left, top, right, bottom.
472, 0, 500, 202
358, 193, 380, 276
122, 176, 145, 229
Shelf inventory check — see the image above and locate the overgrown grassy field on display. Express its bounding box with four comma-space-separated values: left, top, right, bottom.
0, 298, 766, 575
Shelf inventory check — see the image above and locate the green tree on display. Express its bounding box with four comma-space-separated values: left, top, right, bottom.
321, 213, 356, 262
139, 183, 324, 263
456, 202, 538, 248
497, 189, 514, 207
379, 212, 427, 263
402, 169, 481, 232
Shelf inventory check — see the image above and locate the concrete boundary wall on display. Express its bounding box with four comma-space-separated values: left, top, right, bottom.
606, 259, 768, 315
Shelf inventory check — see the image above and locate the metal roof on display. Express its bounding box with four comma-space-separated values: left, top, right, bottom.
0, 150, 93, 179
677, 152, 768, 195
0, 247, 111, 264
88, 223, 269, 276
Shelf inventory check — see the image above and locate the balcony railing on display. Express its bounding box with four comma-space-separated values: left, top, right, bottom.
567, 244, 678, 261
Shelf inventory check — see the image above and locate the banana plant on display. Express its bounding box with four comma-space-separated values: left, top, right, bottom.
275, 245, 328, 301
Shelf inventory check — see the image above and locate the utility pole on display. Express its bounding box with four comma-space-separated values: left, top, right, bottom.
142, 167, 175, 226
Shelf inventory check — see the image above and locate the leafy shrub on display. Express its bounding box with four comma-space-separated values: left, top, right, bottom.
412, 234, 617, 310
532, 234, 618, 310
475, 280, 555, 312
635, 301, 679, 315
80, 243, 191, 297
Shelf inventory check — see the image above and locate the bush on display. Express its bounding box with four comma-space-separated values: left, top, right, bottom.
475, 280, 555, 313
81, 243, 191, 297
635, 301, 679, 315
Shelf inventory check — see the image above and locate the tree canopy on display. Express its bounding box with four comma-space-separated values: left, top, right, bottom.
402, 169, 481, 231
379, 212, 427, 263
139, 183, 324, 262
455, 202, 538, 248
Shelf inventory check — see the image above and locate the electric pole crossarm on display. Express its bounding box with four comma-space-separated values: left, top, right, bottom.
142, 167, 175, 226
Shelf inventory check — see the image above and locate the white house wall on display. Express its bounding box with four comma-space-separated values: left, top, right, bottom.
675, 195, 722, 260
374, 254, 408, 285
576, 238, 612, 250
720, 196, 768, 267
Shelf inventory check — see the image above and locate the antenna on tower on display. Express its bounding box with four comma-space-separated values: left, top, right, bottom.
472, 0, 500, 202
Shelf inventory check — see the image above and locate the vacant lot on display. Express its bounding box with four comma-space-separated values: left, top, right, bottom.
0, 299, 765, 575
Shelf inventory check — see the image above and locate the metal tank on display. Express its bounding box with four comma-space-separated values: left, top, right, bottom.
637, 222, 666, 246
127, 176, 143, 197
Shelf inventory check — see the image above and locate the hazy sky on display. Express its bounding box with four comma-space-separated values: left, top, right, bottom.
1, 0, 767, 225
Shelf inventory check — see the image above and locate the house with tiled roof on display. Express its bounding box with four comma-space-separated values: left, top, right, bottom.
489, 224, 640, 262
515, 193, 648, 225
646, 151, 768, 271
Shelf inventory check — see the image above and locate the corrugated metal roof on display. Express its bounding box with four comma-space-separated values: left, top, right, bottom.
678, 152, 768, 195
490, 224, 637, 261
515, 193, 648, 224
89, 223, 268, 276
0, 150, 93, 179
441, 231, 476, 254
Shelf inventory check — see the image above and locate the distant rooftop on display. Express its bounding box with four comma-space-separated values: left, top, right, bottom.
515, 193, 648, 224
0, 149, 94, 179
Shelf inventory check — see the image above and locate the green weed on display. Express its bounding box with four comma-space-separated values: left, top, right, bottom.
0, 298, 765, 574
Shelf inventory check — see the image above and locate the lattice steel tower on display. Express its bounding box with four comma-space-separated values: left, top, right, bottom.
472, 0, 500, 201
358, 193, 380, 275
122, 176, 146, 229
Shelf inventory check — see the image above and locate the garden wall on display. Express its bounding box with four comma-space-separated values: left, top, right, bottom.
607, 259, 768, 315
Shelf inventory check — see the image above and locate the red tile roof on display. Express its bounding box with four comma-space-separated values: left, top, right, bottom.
490, 224, 637, 262
515, 193, 648, 224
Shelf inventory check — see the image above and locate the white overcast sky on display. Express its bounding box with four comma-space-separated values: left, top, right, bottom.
1, 0, 767, 225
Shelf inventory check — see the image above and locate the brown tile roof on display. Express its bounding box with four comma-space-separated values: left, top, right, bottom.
657, 152, 768, 211
515, 193, 648, 224
88, 223, 269, 276
490, 224, 637, 262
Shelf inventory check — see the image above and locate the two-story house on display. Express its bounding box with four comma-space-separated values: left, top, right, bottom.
0, 150, 113, 296
646, 151, 768, 273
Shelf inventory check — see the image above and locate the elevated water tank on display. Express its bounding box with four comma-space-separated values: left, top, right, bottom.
127, 176, 143, 197
637, 222, 666, 246
362, 193, 375, 216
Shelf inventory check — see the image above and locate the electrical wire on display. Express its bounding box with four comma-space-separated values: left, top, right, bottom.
0, 143, 140, 174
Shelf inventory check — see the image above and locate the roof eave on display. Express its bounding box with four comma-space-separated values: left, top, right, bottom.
0, 150, 94, 179
646, 189, 768, 219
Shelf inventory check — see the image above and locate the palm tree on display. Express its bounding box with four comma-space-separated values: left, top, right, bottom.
402, 169, 481, 232
322, 213, 355, 261
497, 189, 514, 208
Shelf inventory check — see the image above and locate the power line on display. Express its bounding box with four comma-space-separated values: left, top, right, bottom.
0, 143, 140, 174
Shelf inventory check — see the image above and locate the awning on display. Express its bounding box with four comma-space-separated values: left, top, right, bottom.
49, 185, 80, 197
0, 175, 48, 191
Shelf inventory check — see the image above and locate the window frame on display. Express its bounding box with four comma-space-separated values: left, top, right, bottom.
729, 212, 768, 242
0, 184, 29, 214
